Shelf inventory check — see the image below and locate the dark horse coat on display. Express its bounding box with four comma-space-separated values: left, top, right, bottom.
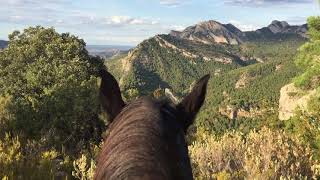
95, 70, 210, 180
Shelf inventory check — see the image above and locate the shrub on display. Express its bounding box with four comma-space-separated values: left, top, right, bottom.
0, 133, 22, 178
189, 127, 319, 179
0, 135, 73, 179
72, 154, 96, 180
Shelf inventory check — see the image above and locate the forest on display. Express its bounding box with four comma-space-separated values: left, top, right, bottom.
0, 17, 320, 179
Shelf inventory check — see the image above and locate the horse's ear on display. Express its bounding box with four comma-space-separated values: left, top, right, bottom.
176, 74, 210, 132
100, 69, 125, 122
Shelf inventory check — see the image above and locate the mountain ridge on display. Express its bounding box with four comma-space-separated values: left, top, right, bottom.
106, 19, 306, 98
0, 40, 8, 49
170, 20, 307, 45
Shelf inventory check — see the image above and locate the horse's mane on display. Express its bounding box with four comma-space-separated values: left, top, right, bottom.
95, 97, 176, 179
95, 70, 209, 180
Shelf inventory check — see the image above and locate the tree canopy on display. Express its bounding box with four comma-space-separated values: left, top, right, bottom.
294, 16, 320, 116
0, 26, 105, 153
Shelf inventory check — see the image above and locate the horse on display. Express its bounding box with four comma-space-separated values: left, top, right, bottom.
95, 69, 210, 180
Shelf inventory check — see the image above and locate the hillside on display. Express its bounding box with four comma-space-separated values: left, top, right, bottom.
196, 46, 302, 135
106, 20, 306, 102
107, 34, 253, 97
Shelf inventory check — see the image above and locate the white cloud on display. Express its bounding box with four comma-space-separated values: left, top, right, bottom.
0, 0, 69, 10
228, 20, 260, 31
286, 16, 308, 25
104, 16, 158, 26
170, 25, 186, 31
225, 0, 313, 6
159, 0, 184, 7
109, 16, 132, 24
72, 15, 159, 27
0, 0, 165, 45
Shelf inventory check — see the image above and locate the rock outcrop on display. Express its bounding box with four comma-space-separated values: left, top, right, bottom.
164, 88, 179, 104
235, 72, 255, 89
279, 83, 316, 120
219, 105, 263, 119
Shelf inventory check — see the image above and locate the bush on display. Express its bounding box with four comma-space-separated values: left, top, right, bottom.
0, 26, 105, 153
72, 154, 96, 180
0, 133, 22, 178
189, 127, 319, 179
0, 134, 73, 179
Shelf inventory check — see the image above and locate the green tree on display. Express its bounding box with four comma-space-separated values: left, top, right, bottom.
288, 16, 320, 161
294, 17, 320, 89
0, 26, 105, 153
294, 16, 320, 116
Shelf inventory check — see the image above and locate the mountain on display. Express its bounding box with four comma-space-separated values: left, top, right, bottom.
86, 45, 132, 59
107, 34, 258, 96
0, 40, 8, 49
266, 20, 307, 36
252, 20, 308, 39
105, 19, 306, 124
170, 20, 243, 45
171, 20, 307, 44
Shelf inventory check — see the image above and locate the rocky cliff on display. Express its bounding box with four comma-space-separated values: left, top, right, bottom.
279, 83, 316, 120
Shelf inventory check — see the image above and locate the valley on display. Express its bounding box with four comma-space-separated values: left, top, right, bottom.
105, 20, 306, 128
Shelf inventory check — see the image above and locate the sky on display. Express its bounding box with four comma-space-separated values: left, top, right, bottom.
0, 0, 319, 45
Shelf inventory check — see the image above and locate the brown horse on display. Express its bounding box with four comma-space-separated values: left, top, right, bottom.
95, 69, 210, 180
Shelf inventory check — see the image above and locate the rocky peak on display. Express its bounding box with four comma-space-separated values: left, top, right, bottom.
195, 20, 225, 32
268, 20, 290, 33
267, 20, 307, 35
170, 20, 242, 45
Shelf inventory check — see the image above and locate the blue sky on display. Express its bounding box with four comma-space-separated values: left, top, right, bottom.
0, 0, 319, 45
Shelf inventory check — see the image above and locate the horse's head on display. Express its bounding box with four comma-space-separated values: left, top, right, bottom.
97, 69, 210, 179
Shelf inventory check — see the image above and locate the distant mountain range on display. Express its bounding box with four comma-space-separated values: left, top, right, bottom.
0, 40, 8, 49
170, 20, 307, 45
86, 45, 133, 58
0, 42, 133, 58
